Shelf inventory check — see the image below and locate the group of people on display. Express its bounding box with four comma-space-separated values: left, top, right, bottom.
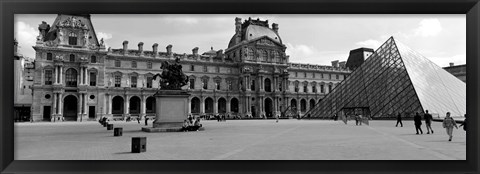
182, 115, 202, 132
397, 110, 466, 141
354, 114, 363, 126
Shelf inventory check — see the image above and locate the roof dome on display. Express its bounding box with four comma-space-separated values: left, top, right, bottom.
227, 18, 282, 48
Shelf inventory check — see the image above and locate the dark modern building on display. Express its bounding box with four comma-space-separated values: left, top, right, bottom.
307, 37, 466, 119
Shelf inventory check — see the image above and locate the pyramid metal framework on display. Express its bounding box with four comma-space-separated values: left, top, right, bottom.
308, 37, 466, 119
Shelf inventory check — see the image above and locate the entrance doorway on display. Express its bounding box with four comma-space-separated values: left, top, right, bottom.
43, 106, 51, 121
265, 98, 273, 117
63, 95, 78, 121
251, 106, 256, 117
89, 106, 95, 119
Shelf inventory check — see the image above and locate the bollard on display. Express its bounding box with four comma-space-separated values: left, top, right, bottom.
114, 127, 123, 136
132, 137, 146, 153
107, 124, 113, 130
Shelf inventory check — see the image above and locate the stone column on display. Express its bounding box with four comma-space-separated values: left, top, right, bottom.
200, 96, 205, 115
59, 66, 63, 84
140, 95, 146, 118
103, 94, 107, 115
260, 75, 264, 91
80, 67, 83, 85
58, 93, 63, 117
226, 98, 231, 114
52, 93, 57, 116
83, 94, 88, 114
125, 96, 129, 116
54, 66, 58, 84
108, 94, 112, 114
78, 94, 83, 120
273, 76, 277, 92
187, 97, 191, 114
214, 97, 218, 114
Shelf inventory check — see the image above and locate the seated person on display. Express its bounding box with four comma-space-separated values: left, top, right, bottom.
189, 117, 202, 131
181, 120, 190, 132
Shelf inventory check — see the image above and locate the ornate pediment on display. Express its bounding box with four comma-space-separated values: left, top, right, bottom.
253, 36, 283, 48
58, 16, 88, 30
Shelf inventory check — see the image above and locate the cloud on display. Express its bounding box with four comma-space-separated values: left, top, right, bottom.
97, 32, 113, 40
355, 39, 381, 49
285, 43, 316, 59
430, 54, 466, 67
14, 21, 37, 58
414, 18, 442, 37
165, 17, 199, 25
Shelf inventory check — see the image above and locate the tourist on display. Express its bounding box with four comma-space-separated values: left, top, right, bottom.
145, 117, 149, 126
190, 117, 202, 131
424, 110, 434, 134
414, 112, 423, 134
358, 114, 363, 126
276, 114, 279, 123
396, 112, 403, 127
459, 114, 466, 132
355, 114, 359, 126
137, 117, 140, 124
181, 119, 189, 132
442, 112, 458, 141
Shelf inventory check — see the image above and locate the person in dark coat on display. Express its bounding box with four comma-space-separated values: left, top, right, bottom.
414, 112, 423, 134
145, 117, 149, 126
459, 114, 466, 132
424, 110, 434, 134
396, 112, 403, 127
355, 114, 359, 126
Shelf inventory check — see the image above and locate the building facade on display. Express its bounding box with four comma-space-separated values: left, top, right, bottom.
14, 39, 35, 121
443, 63, 466, 83
30, 14, 349, 122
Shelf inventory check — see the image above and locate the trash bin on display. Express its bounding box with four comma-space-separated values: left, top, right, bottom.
132, 137, 146, 153
107, 124, 113, 130
114, 127, 123, 136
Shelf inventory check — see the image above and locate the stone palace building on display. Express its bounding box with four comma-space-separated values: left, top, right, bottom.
29, 14, 352, 122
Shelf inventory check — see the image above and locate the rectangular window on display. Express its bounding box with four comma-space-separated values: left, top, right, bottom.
216, 67, 220, 73
320, 85, 324, 93
312, 85, 317, 93
115, 60, 121, 67
336, 74, 339, 79
251, 80, 255, 91
328, 85, 332, 93
321, 73, 324, 79
313, 73, 315, 78
47, 53, 53, 61
216, 81, 220, 90
147, 76, 152, 88
303, 85, 308, 93
190, 65, 194, 71
228, 80, 233, 91
189, 79, 195, 89
132, 61, 137, 68
147, 62, 152, 69
295, 85, 299, 92
203, 66, 207, 72
115, 75, 121, 87
131, 76, 137, 88
202, 79, 208, 89
44, 70, 53, 85
329, 74, 332, 79
304, 72, 307, 78
89, 72, 96, 86
295, 72, 298, 77
91, 56, 96, 63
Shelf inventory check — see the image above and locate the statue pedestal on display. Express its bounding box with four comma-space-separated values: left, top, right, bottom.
142, 90, 190, 132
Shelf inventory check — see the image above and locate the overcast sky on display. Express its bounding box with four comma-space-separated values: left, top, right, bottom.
15, 14, 465, 67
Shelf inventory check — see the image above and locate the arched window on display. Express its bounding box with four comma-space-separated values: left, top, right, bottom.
65, 68, 78, 87
68, 32, 77, 45
46, 53, 53, 60
264, 78, 271, 92
114, 74, 122, 87
89, 71, 97, 86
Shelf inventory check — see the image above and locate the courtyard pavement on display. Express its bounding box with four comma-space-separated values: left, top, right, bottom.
14, 119, 466, 160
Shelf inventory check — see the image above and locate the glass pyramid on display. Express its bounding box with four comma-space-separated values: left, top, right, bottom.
308, 37, 466, 119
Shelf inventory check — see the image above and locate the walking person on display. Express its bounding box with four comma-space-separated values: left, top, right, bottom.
354, 114, 359, 126
442, 112, 458, 141
459, 114, 466, 132
276, 114, 279, 123
145, 117, 149, 126
414, 112, 423, 134
424, 110, 434, 134
358, 114, 363, 126
396, 112, 403, 127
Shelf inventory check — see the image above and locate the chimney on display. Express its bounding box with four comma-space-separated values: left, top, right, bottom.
272, 23, 279, 33
166, 44, 173, 57
138, 42, 144, 52
192, 47, 199, 55
449, 62, 454, 67
331, 60, 339, 68
339, 61, 346, 68
152, 43, 158, 57
216, 49, 224, 59
122, 40, 128, 54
